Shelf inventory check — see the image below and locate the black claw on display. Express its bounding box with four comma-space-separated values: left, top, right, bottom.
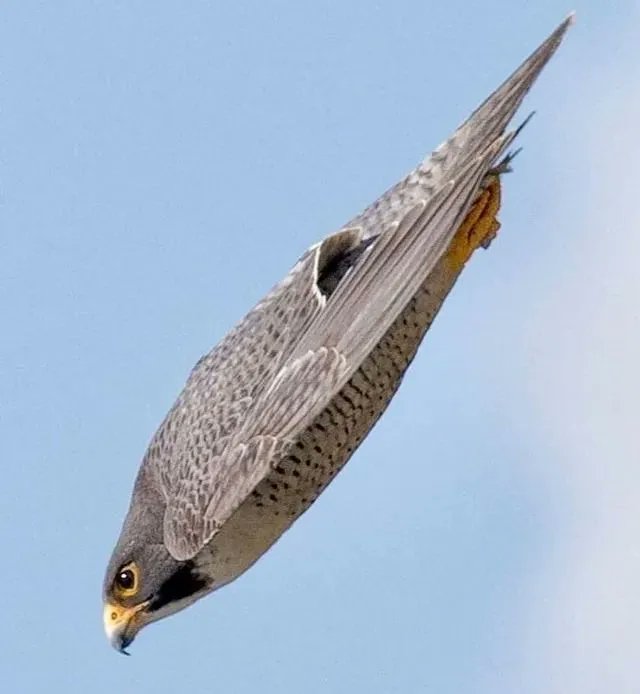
492, 146, 523, 175
489, 110, 535, 176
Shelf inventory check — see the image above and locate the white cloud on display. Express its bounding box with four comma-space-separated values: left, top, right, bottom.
521, 24, 640, 693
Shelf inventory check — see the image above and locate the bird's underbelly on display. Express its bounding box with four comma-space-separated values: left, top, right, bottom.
196, 176, 502, 588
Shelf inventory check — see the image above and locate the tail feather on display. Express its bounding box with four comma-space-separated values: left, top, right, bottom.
351, 14, 574, 239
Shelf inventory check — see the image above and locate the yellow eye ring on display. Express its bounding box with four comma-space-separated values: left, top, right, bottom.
114, 563, 139, 598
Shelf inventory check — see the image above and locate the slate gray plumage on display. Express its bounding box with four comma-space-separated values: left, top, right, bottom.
103, 16, 573, 652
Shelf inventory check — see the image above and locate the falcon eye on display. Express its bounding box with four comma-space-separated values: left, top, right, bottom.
114, 563, 139, 596
117, 570, 134, 589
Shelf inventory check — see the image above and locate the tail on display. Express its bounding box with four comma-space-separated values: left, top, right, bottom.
350, 14, 574, 240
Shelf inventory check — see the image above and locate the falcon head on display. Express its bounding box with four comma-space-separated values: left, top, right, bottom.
102, 475, 211, 653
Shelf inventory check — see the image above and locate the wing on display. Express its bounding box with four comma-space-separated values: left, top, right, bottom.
347, 16, 572, 240
162, 16, 572, 561
158, 227, 367, 548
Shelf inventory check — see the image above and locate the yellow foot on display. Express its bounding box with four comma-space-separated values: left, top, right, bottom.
444, 174, 502, 271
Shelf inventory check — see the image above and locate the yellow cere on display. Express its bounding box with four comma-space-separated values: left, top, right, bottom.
102, 600, 149, 639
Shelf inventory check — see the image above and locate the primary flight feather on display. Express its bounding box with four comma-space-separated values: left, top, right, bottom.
103, 16, 573, 653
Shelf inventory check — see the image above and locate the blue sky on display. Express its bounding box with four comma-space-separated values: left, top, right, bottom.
1, 2, 638, 692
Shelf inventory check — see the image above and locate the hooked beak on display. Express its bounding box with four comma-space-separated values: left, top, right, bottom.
103, 601, 150, 654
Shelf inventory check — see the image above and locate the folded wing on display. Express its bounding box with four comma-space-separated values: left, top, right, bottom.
163, 16, 573, 561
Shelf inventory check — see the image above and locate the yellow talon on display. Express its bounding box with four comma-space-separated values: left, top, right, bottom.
445, 175, 503, 271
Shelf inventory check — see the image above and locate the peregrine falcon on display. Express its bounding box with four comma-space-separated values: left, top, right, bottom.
103, 16, 572, 652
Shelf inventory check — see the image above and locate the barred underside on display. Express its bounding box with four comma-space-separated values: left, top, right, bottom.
195, 180, 498, 585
